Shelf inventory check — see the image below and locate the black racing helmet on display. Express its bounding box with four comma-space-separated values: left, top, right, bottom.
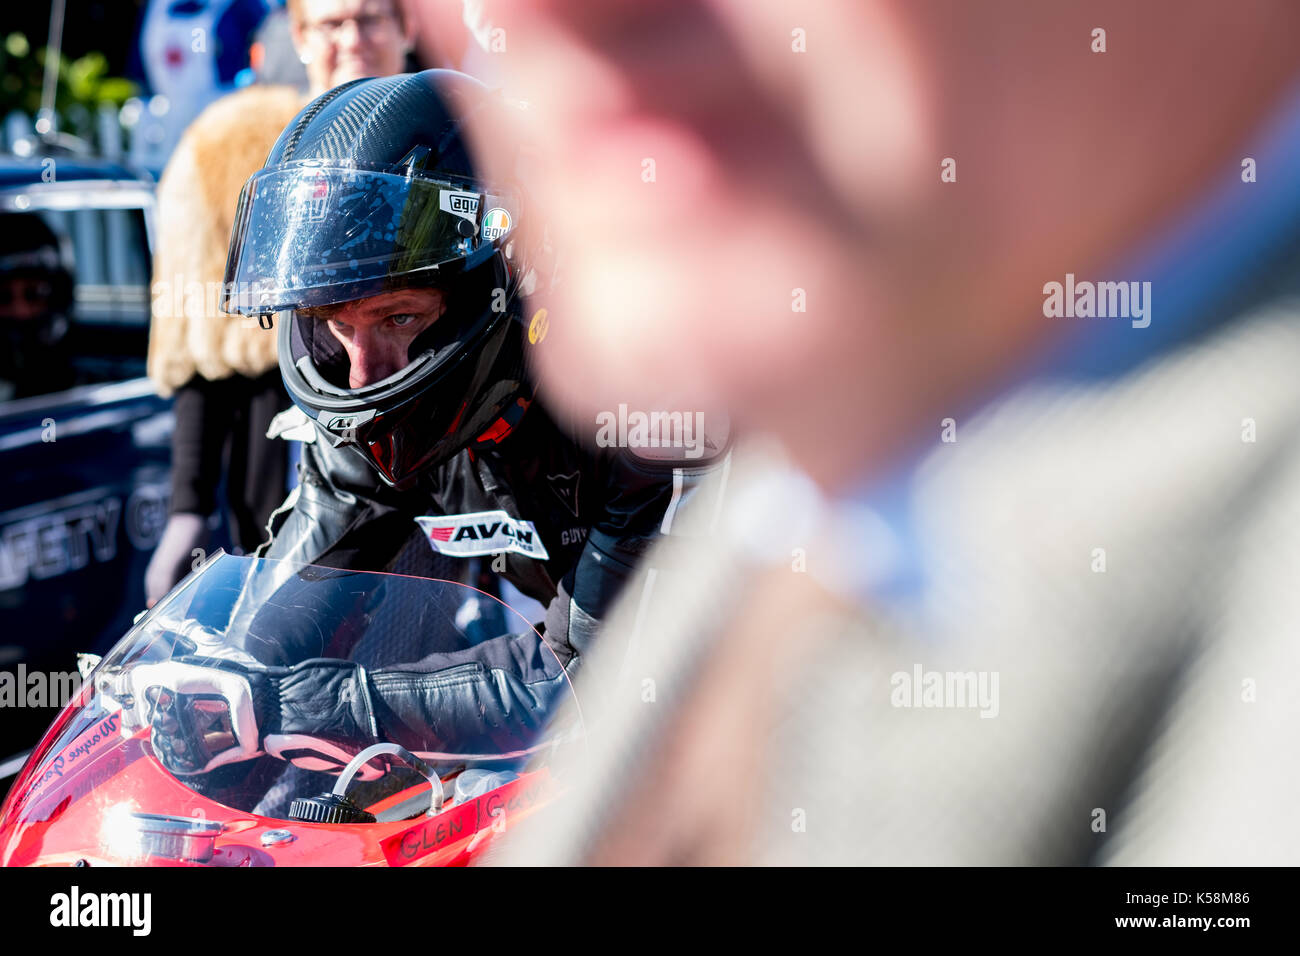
221, 70, 538, 488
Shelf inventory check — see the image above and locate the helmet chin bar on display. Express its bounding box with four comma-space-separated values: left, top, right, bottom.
320, 408, 378, 448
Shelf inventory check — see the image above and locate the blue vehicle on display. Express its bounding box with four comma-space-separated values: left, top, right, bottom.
0, 155, 172, 766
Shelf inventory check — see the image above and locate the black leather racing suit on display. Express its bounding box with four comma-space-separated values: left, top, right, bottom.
251, 399, 719, 761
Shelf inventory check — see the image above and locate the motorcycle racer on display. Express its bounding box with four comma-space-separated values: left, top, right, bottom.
132, 69, 723, 780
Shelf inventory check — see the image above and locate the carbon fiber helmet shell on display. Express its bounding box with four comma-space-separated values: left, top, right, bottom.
222, 70, 536, 488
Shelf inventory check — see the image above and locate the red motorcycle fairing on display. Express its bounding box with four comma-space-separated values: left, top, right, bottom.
0, 553, 583, 866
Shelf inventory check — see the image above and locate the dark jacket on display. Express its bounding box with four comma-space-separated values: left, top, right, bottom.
263, 401, 706, 662
169, 369, 290, 551
256, 399, 719, 755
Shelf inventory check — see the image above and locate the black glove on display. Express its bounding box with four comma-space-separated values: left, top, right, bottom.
118, 634, 571, 778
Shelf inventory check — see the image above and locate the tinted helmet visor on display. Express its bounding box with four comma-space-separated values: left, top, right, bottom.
222, 160, 519, 315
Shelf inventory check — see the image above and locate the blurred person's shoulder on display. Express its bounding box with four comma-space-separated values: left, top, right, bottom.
490, 293, 1300, 866
777, 293, 1300, 865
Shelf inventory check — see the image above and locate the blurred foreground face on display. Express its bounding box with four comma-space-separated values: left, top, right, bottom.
291, 0, 409, 94
448, 0, 1300, 488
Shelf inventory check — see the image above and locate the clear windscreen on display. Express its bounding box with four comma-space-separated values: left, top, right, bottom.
0, 553, 580, 855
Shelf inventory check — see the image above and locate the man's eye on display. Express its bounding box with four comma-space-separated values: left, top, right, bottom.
389, 314, 417, 328
329, 319, 352, 334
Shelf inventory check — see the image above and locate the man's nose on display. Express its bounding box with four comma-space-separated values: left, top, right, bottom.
345, 331, 400, 388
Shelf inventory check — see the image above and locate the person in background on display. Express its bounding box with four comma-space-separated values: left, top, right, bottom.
243, 1, 309, 89
0, 214, 77, 403
144, 0, 415, 605
287, 0, 416, 94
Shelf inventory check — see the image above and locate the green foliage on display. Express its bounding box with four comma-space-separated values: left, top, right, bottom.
1, 32, 139, 138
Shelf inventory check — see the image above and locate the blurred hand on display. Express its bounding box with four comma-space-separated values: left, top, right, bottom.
144, 512, 208, 607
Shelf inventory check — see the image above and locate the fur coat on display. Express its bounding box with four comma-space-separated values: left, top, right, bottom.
147, 85, 308, 397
